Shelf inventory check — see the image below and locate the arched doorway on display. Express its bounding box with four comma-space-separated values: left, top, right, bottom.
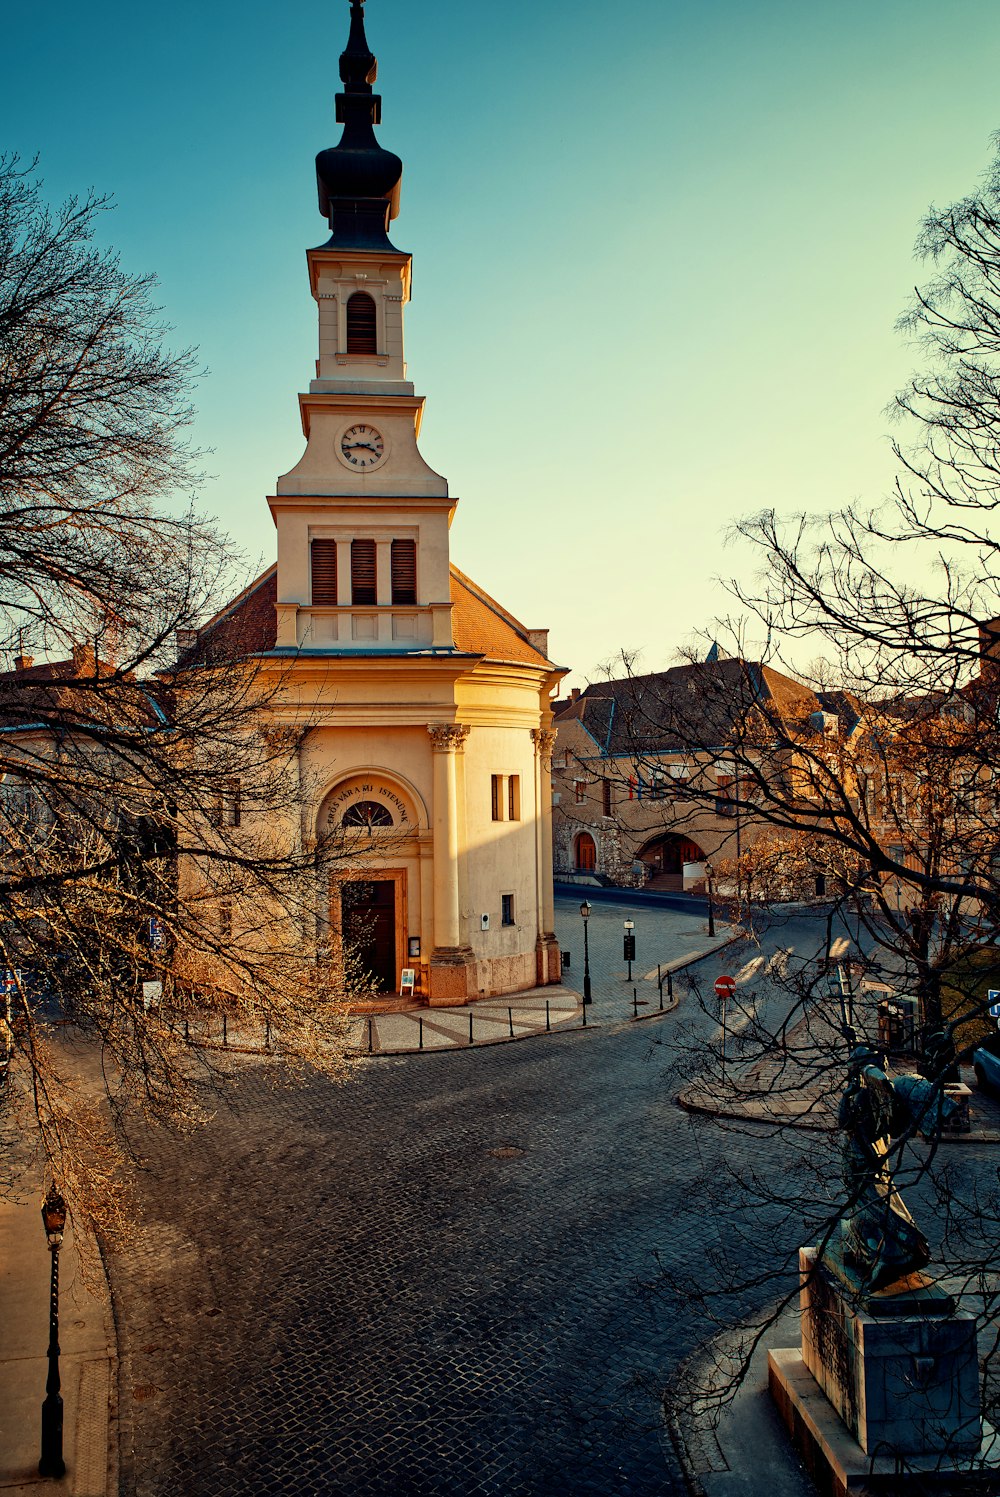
637, 833, 706, 891
575, 832, 597, 872
319, 773, 421, 997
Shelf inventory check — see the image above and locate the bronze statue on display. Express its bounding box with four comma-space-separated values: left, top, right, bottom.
831, 1046, 956, 1292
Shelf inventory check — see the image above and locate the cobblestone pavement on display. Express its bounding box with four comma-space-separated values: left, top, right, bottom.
108, 1020, 790, 1497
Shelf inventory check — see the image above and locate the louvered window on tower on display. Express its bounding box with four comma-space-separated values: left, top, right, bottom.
351, 539, 377, 604
391, 539, 417, 604
311, 539, 338, 605
346, 292, 378, 354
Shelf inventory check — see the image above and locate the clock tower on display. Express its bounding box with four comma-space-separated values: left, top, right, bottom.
203, 0, 565, 1004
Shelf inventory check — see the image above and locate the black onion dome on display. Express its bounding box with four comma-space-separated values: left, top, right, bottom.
316, 0, 403, 250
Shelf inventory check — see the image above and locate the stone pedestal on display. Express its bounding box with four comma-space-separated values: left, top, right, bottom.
798, 1246, 980, 1457
769, 1244, 994, 1494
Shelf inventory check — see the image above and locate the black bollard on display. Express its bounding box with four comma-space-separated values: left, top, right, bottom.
419, 1015, 424, 1051
469, 1012, 474, 1045
508, 1006, 514, 1037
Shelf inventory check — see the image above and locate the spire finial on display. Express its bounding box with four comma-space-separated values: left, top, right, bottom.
314, 0, 404, 250
340, 0, 377, 90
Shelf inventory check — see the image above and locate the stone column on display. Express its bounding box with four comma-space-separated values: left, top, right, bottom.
427, 724, 471, 1001
531, 728, 559, 983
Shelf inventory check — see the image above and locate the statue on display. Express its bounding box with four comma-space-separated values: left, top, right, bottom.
829, 1046, 956, 1293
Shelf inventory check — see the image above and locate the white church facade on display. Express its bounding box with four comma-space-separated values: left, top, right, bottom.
191, 0, 564, 1005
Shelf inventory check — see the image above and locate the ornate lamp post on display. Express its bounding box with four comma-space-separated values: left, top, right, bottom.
580, 901, 593, 1006
39, 1185, 67, 1478
705, 862, 716, 938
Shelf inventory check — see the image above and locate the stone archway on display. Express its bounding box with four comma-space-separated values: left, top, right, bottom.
636, 832, 707, 891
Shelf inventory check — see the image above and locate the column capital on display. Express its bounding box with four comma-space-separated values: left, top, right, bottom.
428, 723, 470, 752
531, 728, 557, 765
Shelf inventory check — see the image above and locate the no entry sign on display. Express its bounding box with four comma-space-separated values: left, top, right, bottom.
715, 975, 736, 999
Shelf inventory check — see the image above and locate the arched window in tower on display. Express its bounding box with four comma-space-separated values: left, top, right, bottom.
346, 292, 378, 355
575, 832, 597, 872
311, 539, 338, 605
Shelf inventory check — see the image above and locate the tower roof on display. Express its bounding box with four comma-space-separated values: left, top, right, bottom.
315, 0, 404, 251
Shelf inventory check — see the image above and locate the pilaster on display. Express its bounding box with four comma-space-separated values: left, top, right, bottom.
427, 722, 474, 1003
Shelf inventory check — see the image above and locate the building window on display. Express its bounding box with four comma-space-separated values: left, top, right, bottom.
508, 775, 521, 820
575, 832, 596, 871
574, 780, 585, 804
346, 291, 378, 355
602, 777, 612, 816
351, 539, 377, 604
218, 899, 233, 942
391, 539, 417, 604
491, 774, 503, 821
501, 893, 515, 926
342, 801, 393, 828
311, 539, 338, 605
210, 779, 241, 828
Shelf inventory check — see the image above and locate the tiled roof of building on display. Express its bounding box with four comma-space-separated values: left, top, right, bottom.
555, 659, 827, 755
0, 648, 164, 731
180, 564, 552, 668
448, 567, 551, 665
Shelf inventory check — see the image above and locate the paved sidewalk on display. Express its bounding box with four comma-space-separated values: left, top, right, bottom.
670, 1301, 814, 1497
0, 1183, 114, 1496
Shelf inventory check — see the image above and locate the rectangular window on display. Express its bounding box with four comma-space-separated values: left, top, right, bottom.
219, 899, 233, 942
602, 777, 612, 816
574, 780, 585, 804
501, 893, 515, 927
491, 774, 503, 821
508, 774, 521, 820
351, 539, 377, 604
310, 539, 338, 605
210, 779, 241, 828
391, 539, 417, 605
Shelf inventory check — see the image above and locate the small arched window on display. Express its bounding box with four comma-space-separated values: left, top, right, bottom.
346, 292, 378, 355
575, 832, 597, 872
343, 801, 393, 828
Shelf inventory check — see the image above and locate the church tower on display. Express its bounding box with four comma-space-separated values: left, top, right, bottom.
203, 0, 564, 1003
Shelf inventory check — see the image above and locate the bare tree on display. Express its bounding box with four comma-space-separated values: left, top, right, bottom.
577, 134, 1000, 1471
0, 158, 376, 1236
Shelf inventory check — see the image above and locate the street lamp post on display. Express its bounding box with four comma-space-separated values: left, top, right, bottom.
623, 918, 635, 982
39, 1185, 66, 1479
705, 863, 716, 938
580, 901, 592, 1006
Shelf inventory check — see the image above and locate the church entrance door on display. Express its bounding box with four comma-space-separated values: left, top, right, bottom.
343, 879, 398, 993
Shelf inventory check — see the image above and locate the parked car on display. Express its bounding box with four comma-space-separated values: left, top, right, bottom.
973, 1034, 1000, 1093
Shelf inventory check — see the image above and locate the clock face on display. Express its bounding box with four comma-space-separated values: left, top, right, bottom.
339, 423, 385, 470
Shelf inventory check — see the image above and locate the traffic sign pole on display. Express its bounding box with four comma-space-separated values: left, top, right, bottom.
715, 976, 736, 1084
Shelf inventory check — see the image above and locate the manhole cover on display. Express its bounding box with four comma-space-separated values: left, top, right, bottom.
132, 1385, 161, 1401
488, 1145, 525, 1159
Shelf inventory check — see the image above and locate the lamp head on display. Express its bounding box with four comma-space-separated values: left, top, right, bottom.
580, 901, 591, 921
41, 1185, 66, 1247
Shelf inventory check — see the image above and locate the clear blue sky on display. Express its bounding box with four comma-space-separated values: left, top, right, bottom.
6, 0, 1000, 684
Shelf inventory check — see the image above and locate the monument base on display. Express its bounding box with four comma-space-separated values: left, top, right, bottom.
769, 1348, 999, 1496
799, 1245, 981, 1457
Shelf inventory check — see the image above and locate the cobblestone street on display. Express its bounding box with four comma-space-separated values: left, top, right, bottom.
108, 1016, 788, 1497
